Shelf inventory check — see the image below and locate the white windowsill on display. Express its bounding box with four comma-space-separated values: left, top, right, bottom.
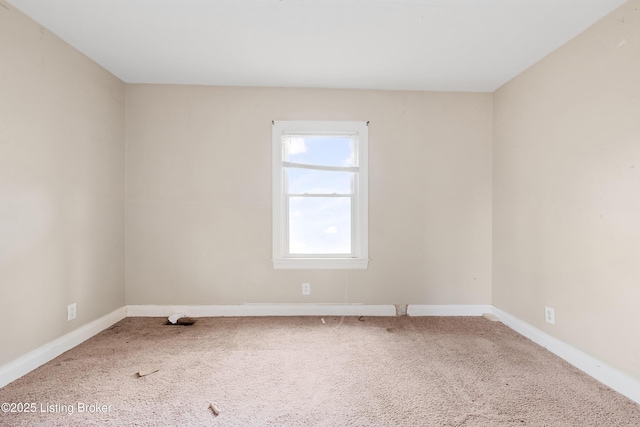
272, 258, 369, 270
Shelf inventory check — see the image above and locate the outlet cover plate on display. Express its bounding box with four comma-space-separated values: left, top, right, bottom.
67, 303, 77, 321
545, 306, 555, 324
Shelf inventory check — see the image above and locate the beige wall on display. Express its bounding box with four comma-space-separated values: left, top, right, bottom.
0, 4, 126, 365
126, 86, 493, 305
493, 0, 640, 381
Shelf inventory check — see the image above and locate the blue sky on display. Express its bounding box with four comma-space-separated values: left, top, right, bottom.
286, 136, 354, 168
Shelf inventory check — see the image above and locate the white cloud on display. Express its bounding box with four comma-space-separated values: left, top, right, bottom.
289, 137, 307, 155
324, 226, 338, 234
342, 152, 355, 167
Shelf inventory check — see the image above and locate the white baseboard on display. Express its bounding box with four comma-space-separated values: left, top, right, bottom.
126, 303, 397, 317
491, 307, 640, 405
3, 303, 638, 407
0, 306, 126, 389
407, 304, 493, 316
126, 304, 496, 318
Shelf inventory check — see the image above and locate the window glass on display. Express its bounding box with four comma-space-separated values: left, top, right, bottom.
289, 197, 351, 255
287, 168, 352, 195
285, 135, 355, 167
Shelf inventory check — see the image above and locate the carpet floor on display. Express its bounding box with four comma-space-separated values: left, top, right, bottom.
0, 316, 639, 426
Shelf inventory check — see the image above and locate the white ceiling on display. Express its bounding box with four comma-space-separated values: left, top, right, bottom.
8, 0, 627, 92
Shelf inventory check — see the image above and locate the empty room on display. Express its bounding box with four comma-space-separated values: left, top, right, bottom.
1, 0, 639, 425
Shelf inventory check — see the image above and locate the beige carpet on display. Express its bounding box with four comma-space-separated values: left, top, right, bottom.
0, 316, 638, 426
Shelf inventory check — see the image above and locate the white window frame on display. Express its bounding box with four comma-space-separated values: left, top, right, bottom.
272, 120, 369, 269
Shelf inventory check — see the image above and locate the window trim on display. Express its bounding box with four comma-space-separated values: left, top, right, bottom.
272, 120, 369, 270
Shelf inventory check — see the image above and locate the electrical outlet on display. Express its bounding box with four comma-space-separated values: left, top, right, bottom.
302, 283, 311, 295
67, 303, 77, 321
545, 306, 555, 325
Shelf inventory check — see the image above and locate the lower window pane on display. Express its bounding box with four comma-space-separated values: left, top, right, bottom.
289, 197, 351, 255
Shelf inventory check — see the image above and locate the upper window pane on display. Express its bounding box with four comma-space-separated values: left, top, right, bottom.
287, 168, 352, 195
284, 135, 355, 167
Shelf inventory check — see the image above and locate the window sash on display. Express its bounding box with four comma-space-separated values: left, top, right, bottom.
283, 149, 359, 257
282, 161, 359, 173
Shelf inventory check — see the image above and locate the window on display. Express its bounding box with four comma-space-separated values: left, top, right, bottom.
272, 121, 369, 269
